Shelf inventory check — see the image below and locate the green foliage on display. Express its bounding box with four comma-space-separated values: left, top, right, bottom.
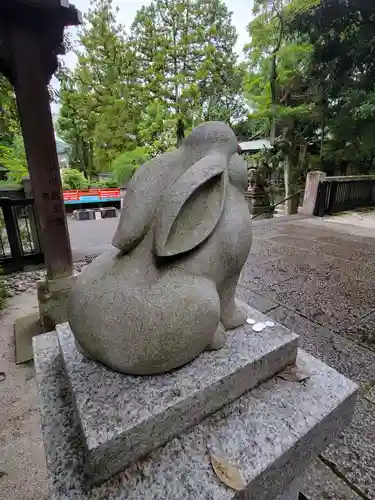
57, 0, 245, 160
289, 0, 375, 174
102, 178, 118, 188
244, 0, 318, 139
0, 142, 28, 184
241, 0, 375, 180
58, 0, 139, 176
88, 178, 118, 188
242, 0, 323, 212
33, 0, 375, 186
0, 77, 26, 186
0, 75, 20, 146
130, 0, 244, 146
111, 147, 151, 186
62, 168, 89, 190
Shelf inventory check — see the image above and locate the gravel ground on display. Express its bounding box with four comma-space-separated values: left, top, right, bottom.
1, 215, 375, 500
1, 262, 88, 297
0, 292, 48, 500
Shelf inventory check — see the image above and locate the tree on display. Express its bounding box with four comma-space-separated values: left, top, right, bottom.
61, 168, 89, 190
196, 63, 247, 126
58, 74, 95, 177
58, 0, 139, 176
136, 101, 177, 155
0, 75, 20, 147
244, 0, 321, 213
111, 146, 151, 186
0, 77, 28, 184
131, 0, 242, 147
0, 143, 28, 184
289, 0, 375, 175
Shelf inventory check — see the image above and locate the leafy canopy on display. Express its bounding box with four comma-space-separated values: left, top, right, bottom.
62, 168, 89, 190
111, 147, 152, 186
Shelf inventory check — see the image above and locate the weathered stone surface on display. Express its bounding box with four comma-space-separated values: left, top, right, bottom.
57, 305, 298, 483
322, 397, 375, 499
14, 310, 41, 364
301, 171, 327, 216
61, 211, 375, 500
73, 209, 95, 221
246, 168, 274, 219
37, 274, 77, 332
267, 306, 375, 386
259, 276, 373, 331
302, 459, 362, 500
33, 332, 357, 500
68, 122, 253, 375
277, 480, 300, 500
364, 383, 375, 404
344, 311, 375, 348
236, 285, 277, 313
239, 258, 297, 291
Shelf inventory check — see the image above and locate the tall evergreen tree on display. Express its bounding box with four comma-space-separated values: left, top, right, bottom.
58, 0, 139, 175
131, 0, 243, 147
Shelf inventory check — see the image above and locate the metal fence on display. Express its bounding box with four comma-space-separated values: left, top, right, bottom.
314, 176, 375, 216
0, 197, 44, 271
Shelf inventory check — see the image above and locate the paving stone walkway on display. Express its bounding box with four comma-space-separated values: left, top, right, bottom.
67, 214, 375, 498
1, 215, 372, 500
67, 213, 375, 498
238, 217, 375, 500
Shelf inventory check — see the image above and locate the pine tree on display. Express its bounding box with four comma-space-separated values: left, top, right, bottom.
58, 0, 139, 175
131, 0, 243, 147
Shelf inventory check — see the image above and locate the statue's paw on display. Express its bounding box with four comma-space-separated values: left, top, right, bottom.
206, 323, 226, 351
235, 298, 249, 317
221, 301, 247, 330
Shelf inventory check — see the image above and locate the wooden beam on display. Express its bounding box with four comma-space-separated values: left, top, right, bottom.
3, 0, 68, 10
0, 1, 82, 27
11, 27, 73, 279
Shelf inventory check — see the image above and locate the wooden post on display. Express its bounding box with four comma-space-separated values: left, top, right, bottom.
301, 171, 327, 216
11, 27, 73, 279
1, 198, 24, 271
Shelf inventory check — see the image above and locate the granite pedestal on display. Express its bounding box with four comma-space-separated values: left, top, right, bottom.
57, 305, 298, 482
33, 308, 357, 500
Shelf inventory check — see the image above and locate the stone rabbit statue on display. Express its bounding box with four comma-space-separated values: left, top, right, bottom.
68, 122, 252, 375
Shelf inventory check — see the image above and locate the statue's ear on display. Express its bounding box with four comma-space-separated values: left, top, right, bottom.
154, 153, 228, 257
112, 152, 179, 252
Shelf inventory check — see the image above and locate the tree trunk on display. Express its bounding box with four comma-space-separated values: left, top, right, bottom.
299, 141, 308, 178
320, 82, 326, 160
270, 11, 283, 146
270, 54, 278, 146
176, 117, 184, 147
284, 157, 292, 215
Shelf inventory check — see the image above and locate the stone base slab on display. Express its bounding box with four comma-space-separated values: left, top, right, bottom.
37, 275, 77, 332
33, 330, 357, 500
57, 304, 298, 482
14, 310, 41, 364
278, 479, 301, 500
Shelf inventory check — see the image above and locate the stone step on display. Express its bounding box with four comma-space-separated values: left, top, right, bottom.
56, 305, 298, 484
33, 331, 357, 500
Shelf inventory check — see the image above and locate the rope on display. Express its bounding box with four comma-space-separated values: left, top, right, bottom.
251, 190, 303, 220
